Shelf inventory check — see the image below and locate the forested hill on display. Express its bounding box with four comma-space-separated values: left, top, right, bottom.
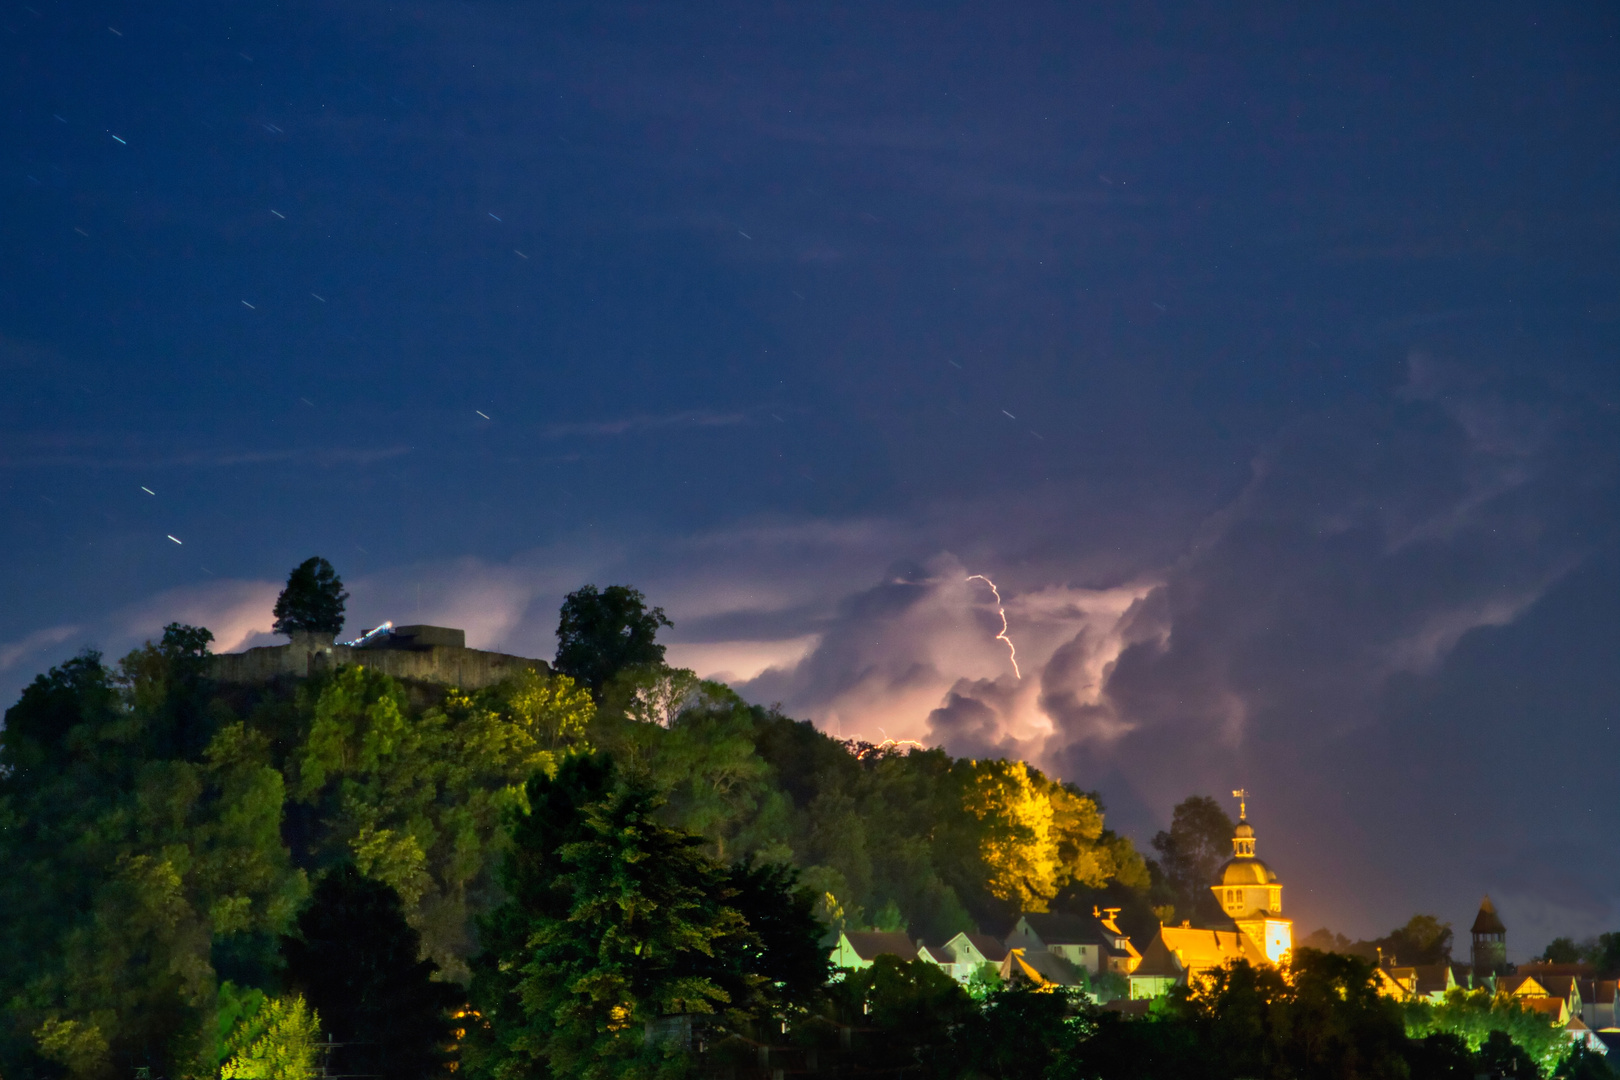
0, 618, 1158, 1080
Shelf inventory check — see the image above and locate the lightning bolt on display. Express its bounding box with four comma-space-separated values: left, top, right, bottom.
966, 574, 1021, 679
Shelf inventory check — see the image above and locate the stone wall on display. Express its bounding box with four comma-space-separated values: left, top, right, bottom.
208, 632, 550, 690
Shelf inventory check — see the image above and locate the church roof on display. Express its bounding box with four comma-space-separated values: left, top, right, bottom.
1156, 924, 1271, 972
1132, 933, 1185, 979
1217, 857, 1278, 886
1471, 895, 1507, 935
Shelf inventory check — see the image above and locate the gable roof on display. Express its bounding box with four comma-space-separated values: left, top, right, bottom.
840, 932, 915, 963
1471, 895, 1507, 935
1131, 933, 1185, 980
1500, 974, 1550, 999
1520, 962, 1597, 984
1522, 996, 1569, 1023
1412, 964, 1455, 996
1002, 948, 1083, 988
1156, 925, 1270, 972
960, 933, 1009, 963
1012, 911, 1107, 946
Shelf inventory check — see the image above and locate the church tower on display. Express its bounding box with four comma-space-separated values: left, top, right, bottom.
1210, 790, 1293, 964
1470, 895, 1507, 976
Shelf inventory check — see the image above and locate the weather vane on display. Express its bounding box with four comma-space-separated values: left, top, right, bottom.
1232, 788, 1248, 821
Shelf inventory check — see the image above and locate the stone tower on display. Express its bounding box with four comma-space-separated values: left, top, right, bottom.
1470, 894, 1507, 976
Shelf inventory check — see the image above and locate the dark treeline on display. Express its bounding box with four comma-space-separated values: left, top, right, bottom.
0, 567, 1608, 1079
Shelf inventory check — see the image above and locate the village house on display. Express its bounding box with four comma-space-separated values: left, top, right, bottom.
1004, 908, 1143, 976
921, 932, 1009, 982
828, 931, 915, 972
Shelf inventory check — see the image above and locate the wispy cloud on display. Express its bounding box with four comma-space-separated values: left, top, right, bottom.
0, 624, 83, 672
541, 411, 749, 439
0, 438, 412, 471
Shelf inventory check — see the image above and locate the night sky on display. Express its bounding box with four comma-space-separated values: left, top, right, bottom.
5, 0, 1620, 952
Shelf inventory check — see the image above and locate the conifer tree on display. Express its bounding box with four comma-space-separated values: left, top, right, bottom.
272, 558, 348, 638
281, 865, 459, 1080
467, 754, 823, 1080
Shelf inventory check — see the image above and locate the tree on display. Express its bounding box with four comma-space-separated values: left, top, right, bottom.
1380, 914, 1453, 965
1475, 1029, 1541, 1080
1555, 1043, 1618, 1080
1149, 795, 1234, 926
281, 865, 459, 1080
1586, 932, 1620, 974
1406, 986, 1567, 1071
219, 993, 322, 1080
467, 754, 776, 1080
715, 859, 830, 1014
825, 956, 978, 1078
292, 666, 591, 980
1541, 936, 1583, 964
554, 585, 672, 698
272, 558, 348, 638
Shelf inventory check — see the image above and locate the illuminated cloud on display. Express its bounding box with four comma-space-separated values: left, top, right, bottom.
0, 624, 83, 673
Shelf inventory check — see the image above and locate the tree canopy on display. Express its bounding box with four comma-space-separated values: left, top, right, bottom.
465, 753, 828, 1080
554, 584, 672, 697
1148, 795, 1234, 926
0, 587, 1594, 1080
272, 558, 348, 638
281, 864, 460, 1080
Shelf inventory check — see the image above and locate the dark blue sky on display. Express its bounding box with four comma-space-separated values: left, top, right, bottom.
5, 0, 1620, 948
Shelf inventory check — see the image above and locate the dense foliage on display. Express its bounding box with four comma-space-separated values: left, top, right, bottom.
282, 864, 461, 1080
464, 754, 829, 1080
0, 608, 1150, 1080
806, 951, 1600, 1080
0, 575, 1598, 1080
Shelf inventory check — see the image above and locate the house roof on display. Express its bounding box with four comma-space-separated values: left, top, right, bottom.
1471, 895, 1507, 935
1593, 980, 1619, 1005
1522, 997, 1569, 1022
839, 932, 915, 963
1002, 948, 1083, 988
1374, 967, 1410, 998
1012, 911, 1108, 946
1535, 975, 1580, 1002
935, 932, 1008, 966
1520, 962, 1597, 978
961, 933, 1009, 963
1407, 964, 1452, 996
1131, 934, 1185, 980
1500, 974, 1550, 999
